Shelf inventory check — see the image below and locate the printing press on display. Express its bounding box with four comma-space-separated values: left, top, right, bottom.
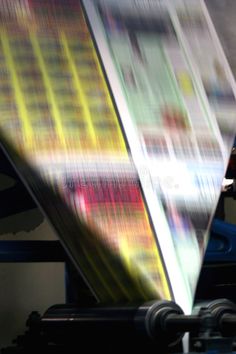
2, 1, 236, 353
1, 145, 236, 354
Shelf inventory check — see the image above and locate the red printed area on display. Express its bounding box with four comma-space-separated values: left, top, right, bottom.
63, 176, 152, 245
75, 179, 143, 207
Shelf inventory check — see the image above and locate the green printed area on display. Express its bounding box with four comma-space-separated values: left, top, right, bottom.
110, 34, 186, 127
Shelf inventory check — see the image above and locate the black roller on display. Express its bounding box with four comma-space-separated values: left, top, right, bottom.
206, 299, 236, 337
40, 301, 185, 348
4, 300, 236, 353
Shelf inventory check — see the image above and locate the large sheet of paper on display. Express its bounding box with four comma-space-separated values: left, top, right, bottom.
83, 0, 236, 312
0, 0, 170, 303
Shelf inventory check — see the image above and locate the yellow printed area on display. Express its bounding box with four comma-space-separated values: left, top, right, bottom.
60, 32, 97, 147
0, 20, 127, 154
120, 235, 170, 300
178, 72, 194, 95
1, 32, 33, 149
60, 30, 126, 153
120, 238, 149, 300
29, 33, 66, 149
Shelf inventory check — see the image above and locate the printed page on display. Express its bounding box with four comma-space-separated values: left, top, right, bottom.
0, 0, 170, 303
83, 0, 236, 312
